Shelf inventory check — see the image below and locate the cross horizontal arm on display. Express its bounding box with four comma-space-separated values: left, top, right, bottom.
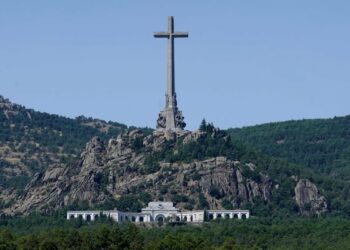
173, 32, 189, 38
154, 32, 170, 38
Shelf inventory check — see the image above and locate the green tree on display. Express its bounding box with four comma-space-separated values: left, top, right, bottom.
125, 224, 144, 250
0, 230, 16, 250
39, 239, 58, 250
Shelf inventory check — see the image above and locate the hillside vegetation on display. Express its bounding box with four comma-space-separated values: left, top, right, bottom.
229, 116, 350, 178
229, 116, 350, 215
1, 95, 350, 218
0, 95, 129, 196
2, 95, 350, 249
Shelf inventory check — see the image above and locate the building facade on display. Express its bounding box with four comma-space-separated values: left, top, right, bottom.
67, 201, 250, 223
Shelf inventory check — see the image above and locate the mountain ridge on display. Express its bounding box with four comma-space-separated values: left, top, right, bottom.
1, 95, 349, 217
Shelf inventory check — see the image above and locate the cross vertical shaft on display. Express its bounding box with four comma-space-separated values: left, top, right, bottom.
154, 16, 188, 131
168, 16, 175, 103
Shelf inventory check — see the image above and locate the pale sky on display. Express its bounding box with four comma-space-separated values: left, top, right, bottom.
1, 1, 349, 130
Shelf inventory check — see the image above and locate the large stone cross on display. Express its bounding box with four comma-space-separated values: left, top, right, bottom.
154, 16, 188, 131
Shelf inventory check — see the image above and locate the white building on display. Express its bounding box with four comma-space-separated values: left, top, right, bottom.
67, 201, 250, 223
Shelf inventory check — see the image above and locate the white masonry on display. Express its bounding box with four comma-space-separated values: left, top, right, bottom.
67, 201, 250, 223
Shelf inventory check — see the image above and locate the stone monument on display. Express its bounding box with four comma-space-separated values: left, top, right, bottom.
154, 16, 188, 132
67, 201, 250, 223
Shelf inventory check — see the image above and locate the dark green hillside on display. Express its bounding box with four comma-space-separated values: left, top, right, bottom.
228, 116, 350, 179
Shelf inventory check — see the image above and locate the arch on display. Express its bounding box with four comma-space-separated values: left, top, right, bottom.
155, 214, 165, 222
208, 214, 214, 220
190, 216, 193, 222
69, 214, 75, 219
225, 214, 230, 219
176, 216, 180, 222
78, 214, 83, 220
86, 214, 91, 221
155, 214, 165, 226
125, 216, 129, 221
183, 216, 187, 222
233, 214, 238, 219
217, 214, 222, 219
139, 216, 144, 222
132, 216, 136, 222
241, 214, 247, 219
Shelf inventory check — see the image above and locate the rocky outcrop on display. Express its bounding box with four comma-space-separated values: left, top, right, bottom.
295, 179, 327, 214
64, 137, 108, 206
4, 137, 109, 214
198, 159, 272, 207
4, 164, 70, 215
183, 130, 205, 144
5, 130, 276, 214
0, 95, 23, 119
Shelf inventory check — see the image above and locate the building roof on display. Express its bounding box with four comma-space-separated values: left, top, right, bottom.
142, 201, 178, 211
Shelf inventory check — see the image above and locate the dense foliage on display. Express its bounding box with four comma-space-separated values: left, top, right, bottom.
1, 213, 350, 249
228, 116, 350, 216
143, 119, 241, 164
0, 106, 126, 156
228, 116, 350, 179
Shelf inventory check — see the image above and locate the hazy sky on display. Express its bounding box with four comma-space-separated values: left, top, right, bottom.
1, 1, 349, 130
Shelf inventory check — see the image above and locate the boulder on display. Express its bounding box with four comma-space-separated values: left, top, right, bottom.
295, 179, 327, 214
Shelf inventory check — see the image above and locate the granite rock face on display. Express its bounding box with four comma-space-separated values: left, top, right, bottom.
0, 95, 129, 213
64, 137, 108, 206
295, 179, 328, 214
2, 129, 323, 215
5, 165, 70, 215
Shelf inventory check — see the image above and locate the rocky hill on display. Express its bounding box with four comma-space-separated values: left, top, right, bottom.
4, 129, 273, 214
1, 95, 348, 217
0, 95, 132, 209
3, 124, 327, 217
